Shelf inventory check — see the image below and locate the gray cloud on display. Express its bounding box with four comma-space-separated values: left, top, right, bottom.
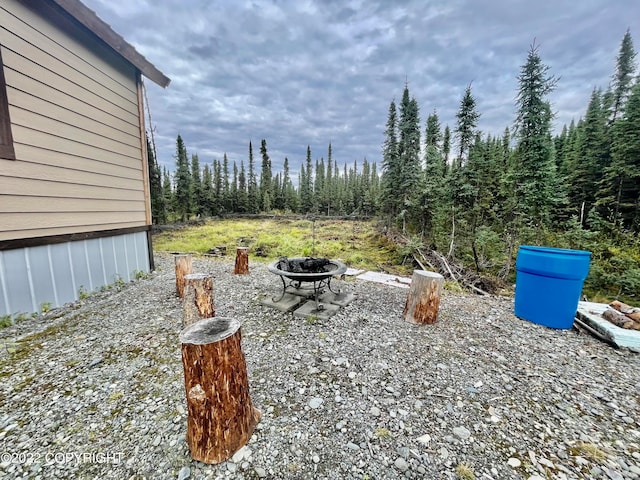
84, 0, 640, 174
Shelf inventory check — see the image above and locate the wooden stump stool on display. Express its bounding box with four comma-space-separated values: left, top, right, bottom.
175, 254, 193, 298
403, 270, 444, 325
183, 273, 215, 327
180, 317, 261, 464
234, 247, 249, 274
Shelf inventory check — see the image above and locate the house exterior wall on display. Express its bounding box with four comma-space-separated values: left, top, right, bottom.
0, 0, 156, 316
0, 0, 149, 241
0, 230, 149, 316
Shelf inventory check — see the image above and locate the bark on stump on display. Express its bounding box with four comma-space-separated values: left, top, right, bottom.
175, 254, 193, 298
403, 270, 445, 325
234, 247, 249, 274
183, 273, 215, 327
180, 317, 261, 464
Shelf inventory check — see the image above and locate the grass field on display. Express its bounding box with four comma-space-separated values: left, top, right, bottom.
152, 217, 410, 274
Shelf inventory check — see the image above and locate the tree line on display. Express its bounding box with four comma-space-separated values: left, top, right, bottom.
147, 137, 381, 223
147, 30, 640, 298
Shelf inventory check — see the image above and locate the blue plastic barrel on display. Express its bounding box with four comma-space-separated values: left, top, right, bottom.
514, 246, 591, 329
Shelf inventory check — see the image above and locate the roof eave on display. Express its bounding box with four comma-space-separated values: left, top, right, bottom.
50, 0, 170, 88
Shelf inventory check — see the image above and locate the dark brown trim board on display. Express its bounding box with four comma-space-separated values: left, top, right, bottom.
0, 225, 152, 251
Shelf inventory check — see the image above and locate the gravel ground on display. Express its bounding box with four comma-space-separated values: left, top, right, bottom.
0, 252, 639, 480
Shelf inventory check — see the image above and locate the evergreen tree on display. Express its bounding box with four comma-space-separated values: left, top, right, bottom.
213, 159, 222, 214
146, 136, 165, 224
300, 146, 314, 213
231, 161, 238, 212
174, 135, 191, 222
299, 164, 307, 212
247, 141, 259, 213
443, 125, 451, 171
161, 167, 173, 220
315, 158, 326, 213
201, 163, 214, 216
222, 153, 231, 212
282, 157, 296, 212
454, 84, 480, 168
420, 111, 447, 242
237, 160, 248, 213
610, 29, 637, 122
512, 41, 559, 229
598, 82, 640, 231
326, 143, 334, 215
259, 139, 272, 211
190, 153, 203, 216
397, 85, 422, 210
568, 88, 608, 224
381, 100, 400, 217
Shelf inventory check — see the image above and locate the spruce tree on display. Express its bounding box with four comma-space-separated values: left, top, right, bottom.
397, 85, 422, 208
454, 84, 480, 168
238, 160, 248, 213
259, 139, 272, 211
512, 41, 558, 229
326, 144, 334, 215
146, 136, 165, 224
231, 161, 238, 212
381, 100, 399, 217
568, 88, 608, 224
247, 141, 258, 213
190, 153, 203, 217
222, 153, 231, 212
598, 82, 640, 231
174, 135, 191, 222
421, 111, 447, 243
213, 159, 222, 214
300, 145, 314, 213
443, 125, 451, 172
282, 157, 296, 212
610, 29, 637, 122
161, 167, 173, 221
201, 163, 214, 216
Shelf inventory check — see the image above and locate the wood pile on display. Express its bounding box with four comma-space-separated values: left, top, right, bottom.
603, 300, 640, 330
411, 246, 500, 296
384, 229, 502, 296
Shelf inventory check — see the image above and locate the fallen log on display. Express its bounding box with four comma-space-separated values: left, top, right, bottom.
610, 300, 640, 322
602, 309, 640, 330
180, 317, 261, 463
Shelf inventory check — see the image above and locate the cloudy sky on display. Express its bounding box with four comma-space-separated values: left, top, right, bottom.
82, 0, 639, 175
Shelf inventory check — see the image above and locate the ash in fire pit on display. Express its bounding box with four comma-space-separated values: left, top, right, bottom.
277, 257, 331, 273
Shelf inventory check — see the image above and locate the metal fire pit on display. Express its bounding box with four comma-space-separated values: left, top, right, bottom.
267, 257, 347, 311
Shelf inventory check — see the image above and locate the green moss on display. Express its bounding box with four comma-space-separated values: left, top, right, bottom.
153, 218, 408, 274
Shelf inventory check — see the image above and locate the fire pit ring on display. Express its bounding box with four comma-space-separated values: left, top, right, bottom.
267, 257, 347, 310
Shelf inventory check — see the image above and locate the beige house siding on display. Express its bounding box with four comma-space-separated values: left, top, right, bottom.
0, 0, 149, 242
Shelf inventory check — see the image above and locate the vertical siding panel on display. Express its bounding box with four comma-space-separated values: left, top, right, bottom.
113, 235, 128, 281
125, 233, 137, 278
85, 238, 103, 290
2, 249, 31, 314
23, 250, 37, 312
0, 252, 11, 314
66, 243, 76, 299
102, 236, 117, 284
98, 237, 107, 285
27, 245, 57, 311
52, 243, 77, 307
46, 244, 60, 307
